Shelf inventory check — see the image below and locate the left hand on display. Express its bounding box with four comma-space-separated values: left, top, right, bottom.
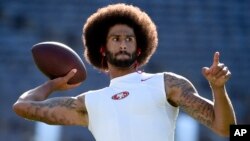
202, 52, 231, 88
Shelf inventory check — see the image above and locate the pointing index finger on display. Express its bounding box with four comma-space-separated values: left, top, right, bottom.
213, 51, 220, 66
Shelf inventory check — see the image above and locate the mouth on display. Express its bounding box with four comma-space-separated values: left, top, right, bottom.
115, 51, 131, 59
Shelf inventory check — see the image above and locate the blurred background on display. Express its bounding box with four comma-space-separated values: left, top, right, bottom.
0, 0, 249, 141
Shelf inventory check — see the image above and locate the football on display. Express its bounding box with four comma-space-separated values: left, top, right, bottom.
31, 41, 87, 84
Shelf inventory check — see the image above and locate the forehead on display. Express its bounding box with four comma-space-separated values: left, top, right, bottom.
108, 24, 135, 36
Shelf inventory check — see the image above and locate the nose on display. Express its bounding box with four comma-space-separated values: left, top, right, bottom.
120, 41, 127, 50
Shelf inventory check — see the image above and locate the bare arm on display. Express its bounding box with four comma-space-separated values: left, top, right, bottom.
13, 69, 88, 126
165, 52, 236, 137
165, 73, 216, 129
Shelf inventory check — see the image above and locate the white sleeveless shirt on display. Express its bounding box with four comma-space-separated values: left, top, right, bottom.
85, 72, 179, 141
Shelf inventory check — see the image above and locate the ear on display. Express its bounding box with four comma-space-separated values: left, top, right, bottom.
100, 46, 106, 56
137, 48, 141, 56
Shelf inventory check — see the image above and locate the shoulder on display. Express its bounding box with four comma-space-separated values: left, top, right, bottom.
163, 72, 197, 106
140, 72, 162, 79
141, 71, 192, 88
140, 72, 189, 89
79, 87, 111, 100
163, 72, 186, 80
76, 88, 111, 110
163, 72, 193, 87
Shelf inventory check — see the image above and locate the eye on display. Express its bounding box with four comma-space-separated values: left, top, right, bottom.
112, 36, 119, 42
126, 36, 135, 42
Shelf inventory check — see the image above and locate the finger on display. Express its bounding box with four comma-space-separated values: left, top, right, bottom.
218, 70, 231, 81
66, 82, 82, 89
202, 67, 210, 77
212, 52, 220, 66
72, 82, 82, 86
64, 69, 77, 80
225, 70, 232, 80
215, 66, 228, 78
213, 63, 225, 75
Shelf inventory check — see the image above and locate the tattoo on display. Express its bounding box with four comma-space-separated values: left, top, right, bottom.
164, 73, 215, 128
37, 98, 77, 109
179, 94, 214, 127
24, 97, 85, 125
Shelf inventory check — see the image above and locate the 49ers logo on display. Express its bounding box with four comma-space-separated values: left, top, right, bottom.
112, 91, 129, 100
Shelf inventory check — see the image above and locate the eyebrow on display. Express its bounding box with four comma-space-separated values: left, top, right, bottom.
107, 34, 136, 38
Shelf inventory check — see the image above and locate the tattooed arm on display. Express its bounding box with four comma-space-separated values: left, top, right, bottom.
164, 52, 236, 137
165, 73, 216, 130
13, 69, 88, 126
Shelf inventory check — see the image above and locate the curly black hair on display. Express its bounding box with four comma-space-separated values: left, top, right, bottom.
82, 3, 158, 71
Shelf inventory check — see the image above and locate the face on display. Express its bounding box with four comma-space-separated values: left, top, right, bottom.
105, 24, 137, 68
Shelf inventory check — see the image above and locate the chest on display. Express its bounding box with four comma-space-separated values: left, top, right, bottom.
89, 83, 166, 116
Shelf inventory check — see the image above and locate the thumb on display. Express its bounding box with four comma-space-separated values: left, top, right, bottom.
202, 67, 210, 77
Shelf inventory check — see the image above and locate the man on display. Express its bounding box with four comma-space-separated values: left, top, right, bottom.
13, 3, 236, 141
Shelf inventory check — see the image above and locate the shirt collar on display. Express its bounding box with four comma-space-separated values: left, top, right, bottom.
109, 71, 143, 86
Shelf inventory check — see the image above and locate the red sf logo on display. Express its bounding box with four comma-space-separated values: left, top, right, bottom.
111, 91, 129, 100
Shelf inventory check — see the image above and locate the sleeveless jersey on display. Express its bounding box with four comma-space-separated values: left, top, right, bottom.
85, 72, 179, 141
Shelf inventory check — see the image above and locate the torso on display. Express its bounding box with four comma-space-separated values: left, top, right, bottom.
84, 72, 179, 141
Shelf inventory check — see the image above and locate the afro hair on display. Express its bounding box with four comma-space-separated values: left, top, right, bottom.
82, 3, 158, 71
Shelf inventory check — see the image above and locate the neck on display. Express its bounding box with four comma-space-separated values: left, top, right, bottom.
107, 63, 137, 79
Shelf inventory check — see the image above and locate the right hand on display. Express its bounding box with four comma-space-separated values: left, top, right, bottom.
49, 69, 82, 91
